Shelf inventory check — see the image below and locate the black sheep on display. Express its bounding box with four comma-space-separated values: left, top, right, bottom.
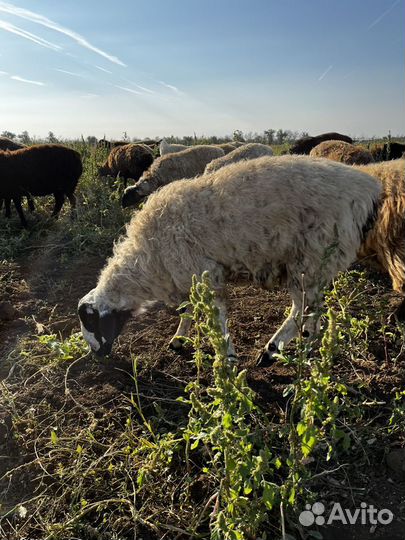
0, 144, 82, 228
289, 132, 353, 155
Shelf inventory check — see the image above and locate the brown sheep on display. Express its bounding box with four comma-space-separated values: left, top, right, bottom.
310, 140, 374, 165
355, 159, 405, 318
290, 132, 353, 155
98, 144, 154, 188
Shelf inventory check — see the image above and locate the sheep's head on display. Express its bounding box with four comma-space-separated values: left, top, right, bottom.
78, 289, 131, 357
121, 185, 146, 208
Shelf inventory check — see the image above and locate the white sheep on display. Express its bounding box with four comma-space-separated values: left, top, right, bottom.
79, 155, 381, 364
205, 143, 274, 173
121, 144, 224, 208
159, 138, 188, 156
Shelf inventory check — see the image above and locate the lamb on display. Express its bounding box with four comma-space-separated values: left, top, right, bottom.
354, 159, 405, 317
121, 145, 224, 208
98, 144, 154, 188
79, 155, 381, 365
0, 144, 82, 228
204, 143, 274, 173
159, 138, 188, 156
310, 140, 373, 165
290, 132, 353, 155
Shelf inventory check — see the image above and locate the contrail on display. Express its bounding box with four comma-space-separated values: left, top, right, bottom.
115, 85, 143, 95
368, 0, 400, 30
0, 19, 61, 50
158, 80, 182, 93
0, 1, 126, 66
11, 75, 45, 85
318, 64, 333, 81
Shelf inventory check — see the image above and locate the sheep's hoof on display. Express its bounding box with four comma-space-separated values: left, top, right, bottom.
168, 336, 187, 353
256, 343, 279, 367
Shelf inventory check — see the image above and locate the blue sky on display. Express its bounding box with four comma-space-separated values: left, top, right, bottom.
0, 0, 404, 139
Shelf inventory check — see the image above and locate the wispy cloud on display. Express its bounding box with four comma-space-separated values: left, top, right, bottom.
158, 80, 182, 94
115, 85, 143, 95
95, 65, 112, 74
54, 68, 84, 78
0, 1, 126, 66
368, 0, 400, 30
133, 83, 155, 94
0, 70, 8, 75
0, 19, 61, 50
81, 93, 99, 99
318, 64, 333, 81
11, 75, 45, 85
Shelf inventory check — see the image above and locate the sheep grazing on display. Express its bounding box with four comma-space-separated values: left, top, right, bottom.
205, 143, 274, 174
0, 144, 82, 228
79, 155, 381, 365
159, 138, 189, 156
310, 140, 374, 165
98, 144, 154, 188
122, 145, 224, 208
370, 142, 405, 162
290, 132, 353, 155
354, 159, 405, 316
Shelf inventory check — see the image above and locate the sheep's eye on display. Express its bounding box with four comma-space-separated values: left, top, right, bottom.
85, 310, 99, 332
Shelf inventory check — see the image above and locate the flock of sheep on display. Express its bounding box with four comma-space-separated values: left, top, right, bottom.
0, 131, 404, 362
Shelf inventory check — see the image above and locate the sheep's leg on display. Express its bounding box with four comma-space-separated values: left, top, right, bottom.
169, 299, 236, 360
257, 287, 322, 367
52, 192, 65, 218
215, 297, 237, 361
13, 198, 28, 228
169, 306, 192, 351
67, 193, 77, 220
27, 195, 35, 212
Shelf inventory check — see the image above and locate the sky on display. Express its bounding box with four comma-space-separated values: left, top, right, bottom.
0, 0, 404, 139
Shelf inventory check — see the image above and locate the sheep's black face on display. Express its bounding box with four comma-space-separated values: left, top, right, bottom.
121, 186, 145, 208
78, 294, 131, 357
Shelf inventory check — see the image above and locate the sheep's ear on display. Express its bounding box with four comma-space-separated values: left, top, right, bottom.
99, 310, 131, 344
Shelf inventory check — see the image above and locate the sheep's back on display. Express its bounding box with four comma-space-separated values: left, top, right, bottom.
0, 144, 82, 195
129, 156, 382, 283
310, 140, 374, 165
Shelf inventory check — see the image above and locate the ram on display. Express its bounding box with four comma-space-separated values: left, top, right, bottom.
79, 155, 381, 365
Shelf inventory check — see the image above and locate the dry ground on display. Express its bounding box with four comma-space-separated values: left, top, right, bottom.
0, 228, 404, 539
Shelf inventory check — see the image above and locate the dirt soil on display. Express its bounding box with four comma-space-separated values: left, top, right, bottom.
0, 244, 404, 540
